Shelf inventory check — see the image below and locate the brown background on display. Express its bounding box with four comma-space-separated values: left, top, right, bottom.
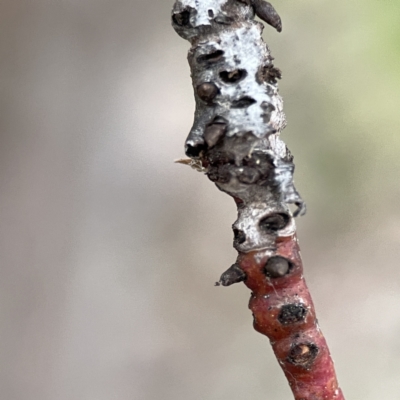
1, 0, 400, 399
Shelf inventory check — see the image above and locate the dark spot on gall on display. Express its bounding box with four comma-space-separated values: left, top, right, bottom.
233, 228, 246, 245
212, 116, 227, 124
197, 50, 225, 64
219, 69, 247, 84
231, 97, 256, 108
197, 82, 219, 103
278, 304, 308, 325
264, 256, 290, 278
208, 9, 214, 17
259, 213, 289, 232
172, 10, 191, 27
287, 343, 319, 369
185, 143, 205, 158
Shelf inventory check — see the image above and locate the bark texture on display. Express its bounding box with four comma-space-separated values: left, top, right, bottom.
172, 1, 344, 399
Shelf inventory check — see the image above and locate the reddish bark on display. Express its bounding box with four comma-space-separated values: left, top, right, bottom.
239, 235, 344, 400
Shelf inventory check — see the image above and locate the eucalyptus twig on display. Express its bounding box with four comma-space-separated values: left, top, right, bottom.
171, 1, 344, 398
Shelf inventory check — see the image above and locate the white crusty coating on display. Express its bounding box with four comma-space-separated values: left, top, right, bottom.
172, 0, 305, 254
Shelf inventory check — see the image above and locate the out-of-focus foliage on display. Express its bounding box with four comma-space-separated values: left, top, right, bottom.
1, 1, 400, 399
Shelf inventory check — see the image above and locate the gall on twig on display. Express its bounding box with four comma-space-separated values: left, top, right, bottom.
171, 0, 344, 398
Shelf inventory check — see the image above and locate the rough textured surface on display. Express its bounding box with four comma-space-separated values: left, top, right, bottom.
172, 0, 305, 216
172, 1, 344, 399
240, 236, 344, 399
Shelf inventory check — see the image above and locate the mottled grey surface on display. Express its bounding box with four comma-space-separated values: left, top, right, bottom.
172, 0, 305, 244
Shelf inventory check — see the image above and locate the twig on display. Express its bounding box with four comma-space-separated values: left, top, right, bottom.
171, 0, 344, 398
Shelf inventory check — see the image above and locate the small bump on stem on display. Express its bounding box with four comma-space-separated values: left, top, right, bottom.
287, 343, 319, 369
278, 304, 308, 325
253, 0, 282, 32
259, 213, 290, 232
217, 263, 247, 286
197, 82, 219, 103
264, 256, 290, 278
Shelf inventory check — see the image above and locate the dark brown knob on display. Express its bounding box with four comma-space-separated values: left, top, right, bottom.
264, 256, 290, 278
196, 82, 219, 103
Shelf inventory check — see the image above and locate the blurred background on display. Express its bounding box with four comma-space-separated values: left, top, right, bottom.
1, 0, 400, 399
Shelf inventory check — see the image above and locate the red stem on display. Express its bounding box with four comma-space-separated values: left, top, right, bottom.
239, 234, 344, 399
